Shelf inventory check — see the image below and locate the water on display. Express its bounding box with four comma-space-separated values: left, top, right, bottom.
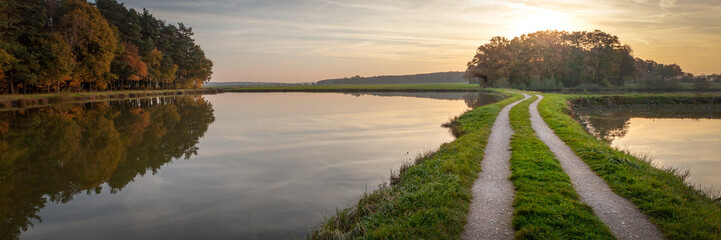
0, 91, 502, 240
577, 104, 721, 193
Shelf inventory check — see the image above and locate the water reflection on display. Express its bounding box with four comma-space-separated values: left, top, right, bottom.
0, 96, 215, 239
576, 104, 721, 192
577, 104, 721, 142
344, 91, 505, 108
3, 92, 497, 239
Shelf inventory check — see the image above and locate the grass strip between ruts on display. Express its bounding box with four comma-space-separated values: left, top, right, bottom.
538, 94, 721, 239
508, 95, 614, 239
308, 90, 523, 239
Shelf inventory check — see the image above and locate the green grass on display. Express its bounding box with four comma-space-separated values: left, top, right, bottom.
508, 96, 614, 239
538, 94, 721, 239
219, 83, 481, 92
308, 90, 522, 239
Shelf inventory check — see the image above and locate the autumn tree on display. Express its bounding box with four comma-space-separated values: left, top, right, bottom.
465, 30, 637, 89
1, 0, 211, 93
57, 0, 118, 91
37, 33, 75, 92
111, 42, 148, 89
0, 49, 17, 94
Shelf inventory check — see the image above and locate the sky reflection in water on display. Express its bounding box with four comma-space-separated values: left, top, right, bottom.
9, 92, 500, 240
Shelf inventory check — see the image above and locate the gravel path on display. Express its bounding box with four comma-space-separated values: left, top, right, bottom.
463, 93, 530, 240
529, 95, 664, 240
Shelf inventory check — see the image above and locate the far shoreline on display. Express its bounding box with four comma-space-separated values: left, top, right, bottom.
0, 89, 222, 112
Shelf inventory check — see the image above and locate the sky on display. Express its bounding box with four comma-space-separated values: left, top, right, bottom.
117, 0, 721, 83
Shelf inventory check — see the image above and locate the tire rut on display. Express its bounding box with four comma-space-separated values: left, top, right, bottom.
528, 94, 664, 240
463, 93, 530, 240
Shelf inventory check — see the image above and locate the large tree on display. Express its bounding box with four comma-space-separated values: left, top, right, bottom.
465, 30, 636, 89
57, 0, 118, 91
37, 33, 75, 92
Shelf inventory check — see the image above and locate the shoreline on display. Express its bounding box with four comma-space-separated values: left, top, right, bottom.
211, 83, 483, 93
0, 88, 223, 111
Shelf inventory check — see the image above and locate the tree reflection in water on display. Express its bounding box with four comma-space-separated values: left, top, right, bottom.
576, 104, 721, 142
344, 91, 505, 108
0, 96, 215, 239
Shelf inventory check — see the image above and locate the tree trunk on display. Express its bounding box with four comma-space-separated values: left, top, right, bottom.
10, 74, 14, 94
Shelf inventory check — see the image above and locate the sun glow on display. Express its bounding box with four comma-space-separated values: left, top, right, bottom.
506, 9, 580, 37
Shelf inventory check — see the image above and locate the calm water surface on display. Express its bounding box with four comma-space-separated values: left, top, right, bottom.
1, 92, 501, 240
578, 104, 721, 192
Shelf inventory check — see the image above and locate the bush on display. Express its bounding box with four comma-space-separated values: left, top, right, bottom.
491, 77, 510, 88
693, 79, 711, 90
641, 77, 681, 90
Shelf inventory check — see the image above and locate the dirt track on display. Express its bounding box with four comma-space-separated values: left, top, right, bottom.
529, 94, 664, 240
463, 93, 529, 240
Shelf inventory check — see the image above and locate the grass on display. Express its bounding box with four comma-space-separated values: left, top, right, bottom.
528, 82, 721, 93
218, 83, 482, 92
538, 93, 721, 239
308, 90, 523, 239
508, 95, 614, 239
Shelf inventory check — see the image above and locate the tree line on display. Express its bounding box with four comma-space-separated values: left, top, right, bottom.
464, 30, 719, 90
0, 0, 213, 94
0, 96, 214, 238
318, 71, 466, 85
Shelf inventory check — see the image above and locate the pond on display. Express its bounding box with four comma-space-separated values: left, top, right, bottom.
0, 91, 503, 240
576, 104, 721, 194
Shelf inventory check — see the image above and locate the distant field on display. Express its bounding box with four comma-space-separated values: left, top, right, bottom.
209, 82, 721, 93
215, 83, 482, 92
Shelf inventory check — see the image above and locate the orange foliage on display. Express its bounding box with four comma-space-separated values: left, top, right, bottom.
128, 108, 150, 144
122, 43, 148, 81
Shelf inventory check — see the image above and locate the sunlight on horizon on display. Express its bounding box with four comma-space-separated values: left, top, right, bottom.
505, 9, 583, 38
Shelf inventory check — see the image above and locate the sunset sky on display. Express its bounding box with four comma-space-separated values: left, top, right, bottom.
117, 0, 721, 83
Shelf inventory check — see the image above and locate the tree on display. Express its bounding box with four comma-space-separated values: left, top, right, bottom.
37, 33, 74, 92
122, 43, 148, 87
96, 0, 141, 45
57, 0, 118, 91
0, 0, 210, 93
0, 49, 17, 94
2, 0, 48, 94
465, 30, 642, 89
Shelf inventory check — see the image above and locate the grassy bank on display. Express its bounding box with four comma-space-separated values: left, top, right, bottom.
508, 96, 614, 239
518, 82, 721, 93
217, 83, 481, 92
539, 94, 721, 239
308, 90, 522, 239
0, 89, 221, 111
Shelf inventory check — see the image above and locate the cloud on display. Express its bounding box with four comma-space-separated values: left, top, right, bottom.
117, 0, 721, 82
659, 0, 676, 8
